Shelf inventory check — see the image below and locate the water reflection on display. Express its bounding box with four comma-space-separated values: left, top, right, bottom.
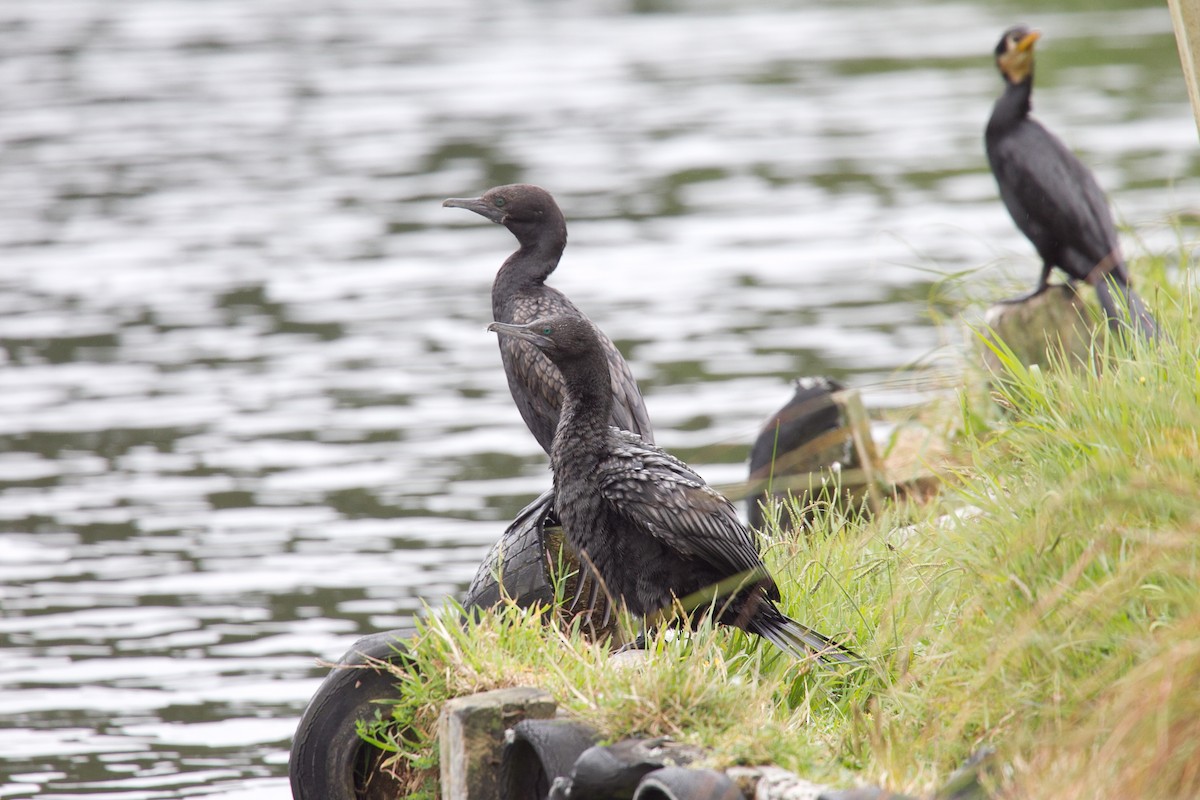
0, 0, 1195, 796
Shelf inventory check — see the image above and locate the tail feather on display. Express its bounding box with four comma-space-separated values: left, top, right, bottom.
749, 606, 860, 665
1095, 275, 1159, 341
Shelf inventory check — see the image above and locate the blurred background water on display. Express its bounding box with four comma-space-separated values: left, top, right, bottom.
0, 0, 1196, 796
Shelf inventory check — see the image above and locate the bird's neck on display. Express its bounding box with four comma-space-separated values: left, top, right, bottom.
552, 355, 613, 459
494, 238, 564, 299
989, 76, 1033, 135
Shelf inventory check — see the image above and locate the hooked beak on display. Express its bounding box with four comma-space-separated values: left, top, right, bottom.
487, 321, 551, 348
443, 196, 505, 224
1016, 29, 1040, 52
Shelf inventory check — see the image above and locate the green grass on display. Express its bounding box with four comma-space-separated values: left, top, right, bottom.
367, 252, 1200, 799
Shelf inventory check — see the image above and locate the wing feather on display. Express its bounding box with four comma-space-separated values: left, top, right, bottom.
597, 431, 764, 579
989, 119, 1125, 282
499, 287, 654, 452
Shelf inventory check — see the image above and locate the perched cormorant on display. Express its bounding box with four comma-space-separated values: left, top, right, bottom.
488, 314, 858, 664
446, 185, 650, 627
444, 184, 654, 452
986, 26, 1158, 338
746, 377, 850, 530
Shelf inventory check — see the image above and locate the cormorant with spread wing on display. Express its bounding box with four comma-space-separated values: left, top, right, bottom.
489, 313, 858, 664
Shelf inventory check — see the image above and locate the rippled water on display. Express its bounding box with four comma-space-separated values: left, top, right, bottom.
0, 0, 1195, 796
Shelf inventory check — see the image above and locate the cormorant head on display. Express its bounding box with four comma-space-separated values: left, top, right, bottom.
487, 314, 600, 365
994, 25, 1040, 85
443, 184, 568, 249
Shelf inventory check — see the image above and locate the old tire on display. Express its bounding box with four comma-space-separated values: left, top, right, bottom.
634, 767, 746, 800
289, 629, 416, 800
463, 488, 559, 611
500, 718, 600, 800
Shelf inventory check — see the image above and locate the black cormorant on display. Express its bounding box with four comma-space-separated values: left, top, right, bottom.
444, 184, 654, 451
488, 314, 858, 664
746, 377, 849, 530
986, 26, 1157, 338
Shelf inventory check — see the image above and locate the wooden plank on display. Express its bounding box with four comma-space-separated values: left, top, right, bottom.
719, 388, 889, 513
716, 467, 874, 504
836, 389, 885, 514
1169, 0, 1200, 139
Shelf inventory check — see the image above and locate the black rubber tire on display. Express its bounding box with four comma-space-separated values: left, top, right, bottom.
634, 767, 746, 800
463, 487, 622, 642
463, 488, 559, 611
289, 629, 416, 800
567, 739, 667, 799
500, 718, 600, 800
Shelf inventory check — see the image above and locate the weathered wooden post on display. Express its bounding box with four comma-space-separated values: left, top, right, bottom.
1169, 0, 1200, 138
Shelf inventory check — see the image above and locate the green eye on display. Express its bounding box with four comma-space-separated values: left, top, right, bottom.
494, 197, 506, 207
541, 326, 552, 334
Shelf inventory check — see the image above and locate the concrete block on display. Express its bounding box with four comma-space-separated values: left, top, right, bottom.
726, 766, 915, 800
438, 686, 556, 800
727, 765, 829, 799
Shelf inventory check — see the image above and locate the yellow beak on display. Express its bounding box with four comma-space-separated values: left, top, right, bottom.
1017, 30, 1041, 52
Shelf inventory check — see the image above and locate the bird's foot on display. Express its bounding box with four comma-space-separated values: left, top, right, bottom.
612, 633, 647, 654
996, 284, 1053, 305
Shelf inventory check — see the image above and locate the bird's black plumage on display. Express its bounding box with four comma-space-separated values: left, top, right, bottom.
985, 26, 1157, 338
746, 377, 848, 530
444, 184, 654, 452
488, 314, 857, 664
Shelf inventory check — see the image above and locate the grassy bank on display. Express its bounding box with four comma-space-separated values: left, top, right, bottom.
368, 254, 1199, 799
